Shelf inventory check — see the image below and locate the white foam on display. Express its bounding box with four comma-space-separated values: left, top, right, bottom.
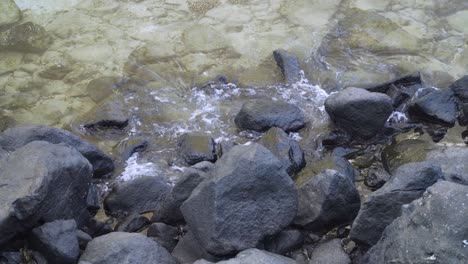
118, 153, 159, 182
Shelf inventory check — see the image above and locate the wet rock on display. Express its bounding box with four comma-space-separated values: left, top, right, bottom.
82, 95, 129, 131
408, 88, 458, 126
180, 144, 298, 256
86, 184, 100, 213
79, 232, 176, 264
235, 99, 305, 133
264, 229, 304, 255
362, 181, 468, 264
325, 87, 393, 139
171, 231, 220, 264
294, 169, 360, 234
183, 24, 228, 53
273, 49, 302, 84
259, 127, 305, 176
381, 139, 435, 174
177, 132, 216, 165
147, 222, 179, 252
104, 176, 171, 216
0, 125, 114, 178
295, 156, 356, 186
309, 239, 351, 264
450, 75, 468, 103
29, 220, 79, 264
118, 138, 149, 161
350, 162, 443, 248
0, 252, 23, 263
194, 249, 297, 264
115, 214, 150, 232
86, 76, 123, 103
0, 22, 52, 53
81, 219, 112, 238
0, 0, 21, 28
0, 141, 92, 246
365, 72, 422, 94
38, 63, 72, 80
365, 165, 391, 190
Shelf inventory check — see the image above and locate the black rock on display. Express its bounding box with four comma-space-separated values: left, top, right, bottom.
309, 239, 351, 264
29, 220, 79, 264
147, 223, 179, 252
177, 132, 216, 165
264, 229, 304, 255
294, 169, 360, 234
171, 231, 220, 264
258, 127, 305, 176
365, 72, 422, 94
362, 181, 468, 264
118, 137, 149, 161
81, 219, 112, 238
449, 75, 468, 103
104, 176, 171, 216
273, 49, 302, 84
350, 162, 443, 248
408, 88, 458, 126
86, 184, 100, 213
82, 95, 129, 131
235, 99, 305, 133
0, 125, 114, 178
180, 144, 298, 256
0, 141, 92, 246
325, 87, 393, 139
115, 214, 150, 232
79, 232, 176, 264
365, 165, 391, 190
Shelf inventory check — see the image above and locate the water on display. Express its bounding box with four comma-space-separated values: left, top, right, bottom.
1, 0, 467, 182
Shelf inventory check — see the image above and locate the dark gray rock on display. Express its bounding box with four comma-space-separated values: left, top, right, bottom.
273, 49, 302, 84
194, 249, 297, 264
29, 220, 79, 264
104, 176, 171, 216
0, 22, 52, 53
294, 169, 360, 234
425, 146, 468, 185
408, 88, 458, 126
264, 229, 304, 255
86, 184, 100, 213
82, 95, 129, 131
259, 127, 305, 176
171, 231, 220, 264
295, 156, 356, 186
362, 181, 468, 264
365, 165, 391, 190
364, 72, 422, 94
350, 162, 443, 248
81, 219, 112, 238
0, 125, 114, 178
0, 1, 21, 28
181, 144, 298, 256
0, 141, 92, 246
147, 222, 179, 252
235, 99, 305, 133
115, 214, 150, 232
309, 239, 351, 264
177, 132, 216, 165
76, 230, 92, 249
450, 75, 468, 103
79, 232, 176, 264
117, 137, 149, 161
325, 87, 393, 139
0, 252, 23, 264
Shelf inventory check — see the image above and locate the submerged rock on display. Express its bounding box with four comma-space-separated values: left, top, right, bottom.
235, 99, 305, 132
0, 22, 52, 53
309, 239, 351, 264
294, 155, 355, 186
273, 49, 302, 84
177, 132, 216, 165
82, 94, 129, 131
0, 0, 21, 28
408, 88, 458, 126
86, 76, 124, 103
381, 139, 435, 174
181, 144, 298, 256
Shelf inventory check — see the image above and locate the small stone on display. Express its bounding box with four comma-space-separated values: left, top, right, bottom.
115, 214, 150, 232
177, 132, 216, 165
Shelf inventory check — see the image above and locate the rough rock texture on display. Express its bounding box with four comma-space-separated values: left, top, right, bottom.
171, 231, 220, 264
0, 0, 21, 28
294, 169, 360, 234
0, 22, 53, 53
324, 87, 393, 138
0, 252, 23, 263
408, 88, 458, 126
194, 249, 297, 264
273, 49, 302, 84
425, 146, 468, 185
29, 220, 80, 264
104, 176, 171, 216
0, 125, 114, 178
362, 181, 468, 264
449, 75, 468, 103
264, 229, 304, 255
115, 214, 149, 232
177, 132, 216, 165
79, 232, 176, 264
0, 141, 92, 246
309, 239, 351, 264
82, 95, 129, 130
350, 162, 443, 248
181, 144, 298, 256
147, 222, 179, 252
259, 127, 305, 176
235, 99, 305, 132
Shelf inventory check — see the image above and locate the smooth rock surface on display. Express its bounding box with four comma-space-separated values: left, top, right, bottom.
408, 88, 458, 126
82, 95, 129, 131
177, 132, 216, 165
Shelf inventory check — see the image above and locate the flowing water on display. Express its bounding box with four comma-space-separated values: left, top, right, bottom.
1, 0, 467, 182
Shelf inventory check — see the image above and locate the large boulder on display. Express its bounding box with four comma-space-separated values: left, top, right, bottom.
309, 239, 351, 264
104, 176, 171, 216
324, 87, 393, 139
194, 249, 297, 264
259, 127, 305, 176
79, 232, 176, 264
0, 0, 21, 28
177, 132, 216, 165
235, 99, 305, 132
449, 75, 468, 103
0, 22, 52, 53
362, 181, 468, 264
0, 141, 92, 245
294, 169, 360, 234
273, 49, 302, 84
180, 144, 298, 256
0, 125, 114, 178
408, 88, 458, 126
350, 162, 444, 248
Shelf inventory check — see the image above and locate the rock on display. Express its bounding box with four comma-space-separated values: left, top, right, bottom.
365, 72, 422, 94
350, 162, 443, 248
294, 169, 360, 234
147, 223, 179, 252
29, 220, 80, 264
365, 165, 391, 190
171, 231, 220, 264
259, 127, 305, 176
81, 219, 112, 238
191, 161, 215, 172
0, 252, 23, 263
215, 141, 236, 159
295, 156, 356, 186
309, 239, 351, 264
115, 214, 150, 232
76, 230, 92, 249
362, 181, 468, 264
79, 232, 176, 264
86, 184, 100, 213
152, 167, 207, 224
324, 87, 393, 139
273, 49, 302, 84
0, 0, 21, 28
235, 99, 305, 133
177, 132, 216, 165
181, 144, 298, 255
38, 63, 72, 80
194, 249, 297, 264
425, 146, 468, 185
381, 139, 435, 174
408, 88, 458, 126
0, 141, 92, 246
117, 138, 149, 161
0, 52, 23, 76
86, 76, 123, 103
449, 75, 468, 103
264, 229, 304, 255
0, 22, 52, 53
82, 95, 129, 131
0, 125, 114, 178
104, 176, 171, 216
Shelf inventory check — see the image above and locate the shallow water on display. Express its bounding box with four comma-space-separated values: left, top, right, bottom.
1, 0, 467, 181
